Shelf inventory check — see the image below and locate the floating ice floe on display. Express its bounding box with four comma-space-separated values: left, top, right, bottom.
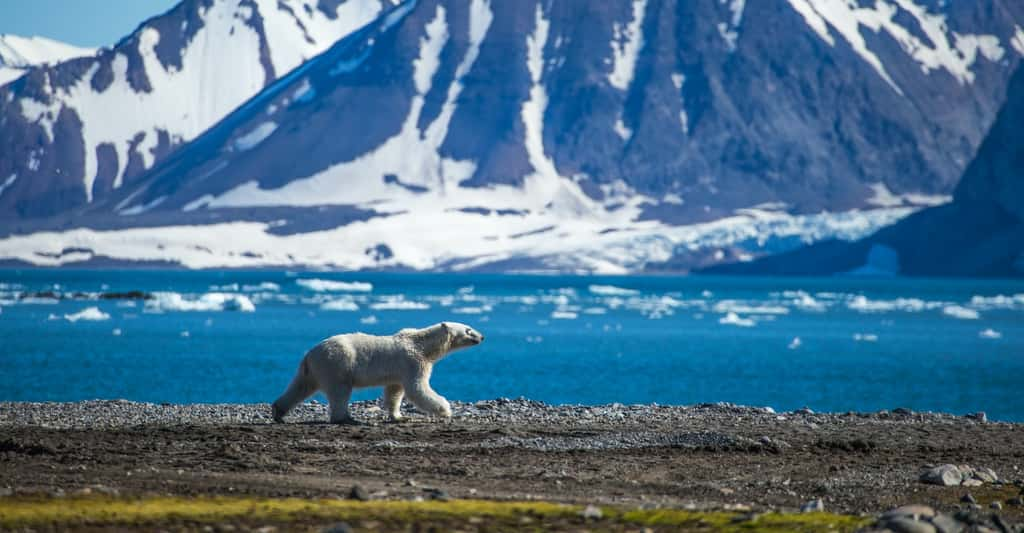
551, 310, 578, 320
942, 305, 980, 320
788, 337, 802, 349
360, 315, 378, 325
718, 312, 755, 327
583, 307, 607, 315
243, 282, 280, 292
588, 284, 639, 296
783, 290, 828, 312
452, 306, 488, 314
62, 306, 110, 322
19, 297, 59, 305
969, 294, 1024, 310
320, 298, 359, 311
369, 297, 429, 310
112, 328, 122, 336
978, 328, 1002, 339
713, 300, 789, 315
853, 333, 879, 342
846, 295, 943, 313
296, 278, 373, 292
145, 292, 255, 312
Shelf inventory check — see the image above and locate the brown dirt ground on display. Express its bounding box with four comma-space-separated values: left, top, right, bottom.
2, 405, 1023, 531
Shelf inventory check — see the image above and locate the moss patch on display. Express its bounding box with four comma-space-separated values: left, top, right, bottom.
0, 495, 872, 531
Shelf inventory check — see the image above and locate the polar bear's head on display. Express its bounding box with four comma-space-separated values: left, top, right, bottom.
441, 321, 484, 352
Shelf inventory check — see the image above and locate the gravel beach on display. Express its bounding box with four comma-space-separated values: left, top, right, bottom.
2, 399, 1023, 530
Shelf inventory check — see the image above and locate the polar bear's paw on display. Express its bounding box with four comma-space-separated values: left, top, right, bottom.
329, 416, 365, 426
271, 403, 285, 423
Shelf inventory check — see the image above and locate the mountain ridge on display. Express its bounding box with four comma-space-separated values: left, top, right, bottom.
1, 0, 1023, 273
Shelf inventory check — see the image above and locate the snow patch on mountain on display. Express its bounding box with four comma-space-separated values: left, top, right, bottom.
608, 0, 647, 90
0, 174, 16, 197
717, 0, 746, 51
0, 34, 95, 86
866, 183, 951, 208
1013, 25, 1024, 55
254, 0, 383, 77
233, 121, 278, 152
786, 0, 1006, 94
0, 205, 916, 273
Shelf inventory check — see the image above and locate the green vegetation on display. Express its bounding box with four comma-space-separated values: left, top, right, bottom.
0, 495, 873, 531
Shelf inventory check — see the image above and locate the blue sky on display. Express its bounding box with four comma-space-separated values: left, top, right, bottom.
0, 0, 178, 48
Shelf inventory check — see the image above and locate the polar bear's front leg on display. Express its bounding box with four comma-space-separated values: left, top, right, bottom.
403, 378, 452, 418
382, 384, 405, 421
324, 383, 356, 424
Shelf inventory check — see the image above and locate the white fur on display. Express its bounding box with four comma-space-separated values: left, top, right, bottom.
272, 322, 483, 423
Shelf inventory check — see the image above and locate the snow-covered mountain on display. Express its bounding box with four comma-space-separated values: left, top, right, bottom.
0, 34, 96, 87
0, 0, 388, 218
1, 0, 1023, 272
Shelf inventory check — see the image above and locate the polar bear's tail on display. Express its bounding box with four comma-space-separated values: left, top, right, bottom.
271, 357, 317, 422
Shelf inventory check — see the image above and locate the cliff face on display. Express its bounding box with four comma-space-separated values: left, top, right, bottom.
705, 66, 1024, 278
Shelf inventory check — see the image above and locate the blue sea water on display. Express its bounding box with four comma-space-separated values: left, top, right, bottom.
1, 270, 1022, 420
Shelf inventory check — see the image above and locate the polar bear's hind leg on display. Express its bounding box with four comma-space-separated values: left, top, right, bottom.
383, 384, 405, 421
325, 383, 357, 424
272, 361, 318, 422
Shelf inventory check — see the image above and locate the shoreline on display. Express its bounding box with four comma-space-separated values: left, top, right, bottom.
2, 399, 1023, 531
0, 398, 1012, 428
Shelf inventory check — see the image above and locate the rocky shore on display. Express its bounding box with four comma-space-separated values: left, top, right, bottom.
2, 399, 1023, 531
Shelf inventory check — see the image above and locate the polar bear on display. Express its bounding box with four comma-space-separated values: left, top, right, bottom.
272, 322, 483, 424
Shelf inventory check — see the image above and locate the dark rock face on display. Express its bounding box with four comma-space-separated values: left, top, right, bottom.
706, 65, 1024, 277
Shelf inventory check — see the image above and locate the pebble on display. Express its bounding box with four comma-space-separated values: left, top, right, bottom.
1007, 496, 1023, 506
424, 488, 449, 502
882, 505, 936, 520
973, 467, 999, 483
886, 517, 937, 533
800, 498, 825, 513
920, 465, 962, 486
960, 493, 976, 504
321, 523, 352, 533
989, 501, 1002, 510
348, 485, 369, 501
580, 504, 603, 520
929, 514, 963, 533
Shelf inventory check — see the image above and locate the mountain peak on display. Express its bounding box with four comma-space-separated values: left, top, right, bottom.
0, 34, 96, 86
